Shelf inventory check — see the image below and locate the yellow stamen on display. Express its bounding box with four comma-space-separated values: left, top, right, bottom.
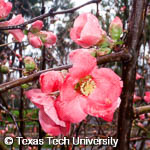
75, 75, 96, 96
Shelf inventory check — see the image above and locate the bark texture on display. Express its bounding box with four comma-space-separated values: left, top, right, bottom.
116, 0, 148, 149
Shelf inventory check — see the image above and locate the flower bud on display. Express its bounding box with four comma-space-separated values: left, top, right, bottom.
31, 20, 43, 33
21, 84, 30, 89
96, 47, 112, 56
24, 56, 36, 72
109, 17, 123, 41
28, 32, 43, 48
0, 65, 9, 74
39, 31, 57, 48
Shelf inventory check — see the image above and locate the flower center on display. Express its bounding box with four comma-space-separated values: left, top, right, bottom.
75, 75, 96, 96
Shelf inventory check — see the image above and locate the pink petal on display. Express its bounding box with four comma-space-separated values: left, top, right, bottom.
79, 14, 102, 48
39, 71, 64, 93
86, 98, 121, 122
144, 91, 150, 103
85, 68, 122, 121
9, 29, 24, 42
69, 49, 97, 78
0, 0, 12, 19
25, 89, 50, 109
73, 13, 87, 28
43, 99, 66, 127
28, 32, 43, 48
1, 14, 25, 42
39, 110, 62, 136
56, 75, 87, 123
31, 20, 43, 31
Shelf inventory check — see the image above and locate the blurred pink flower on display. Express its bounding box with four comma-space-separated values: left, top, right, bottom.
109, 16, 123, 41
25, 71, 70, 136
28, 32, 43, 48
120, 6, 126, 12
144, 91, 150, 103
0, 130, 5, 134
133, 94, 141, 102
56, 49, 123, 122
139, 114, 145, 120
70, 13, 105, 48
31, 20, 43, 32
0, 0, 12, 19
0, 14, 24, 42
136, 73, 143, 80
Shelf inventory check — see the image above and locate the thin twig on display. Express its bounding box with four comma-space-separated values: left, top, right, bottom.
0, 0, 101, 30
0, 51, 131, 92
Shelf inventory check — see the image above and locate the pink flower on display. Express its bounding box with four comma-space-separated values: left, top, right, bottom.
0, 14, 24, 42
136, 73, 143, 80
139, 114, 145, 120
109, 17, 123, 41
56, 49, 123, 122
0, 0, 12, 19
70, 13, 105, 48
31, 20, 43, 32
144, 91, 150, 103
120, 6, 126, 12
40, 31, 57, 48
28, 32, 43, 48
25, 71, 70, 136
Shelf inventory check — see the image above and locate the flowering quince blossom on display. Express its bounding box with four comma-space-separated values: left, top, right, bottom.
0, 14, 24, 42
25, 71, 70, 136
55, 49, 123, 123
28, 32, 43, 48
30, 20, 43, 32
144, 91, 150, 103
0, 0, 12, 19
40, 31, 57, 47
70, 13, 105, 48
28, 20, 57, 48
109, 16, 123, 41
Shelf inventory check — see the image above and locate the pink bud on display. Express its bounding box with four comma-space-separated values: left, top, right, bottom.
144, 91, 150, 103
109, 17, 123, 41
40, 31, 57, 47
28, 32, 43, 48
31, 20, 43, 32
24, 56, 36, 72
0, 0, 12, 19
70, 13, 105, 48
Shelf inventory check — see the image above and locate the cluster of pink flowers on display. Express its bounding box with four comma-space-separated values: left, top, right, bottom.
25, 13, 123, 136
25, 49, 123, 135
28, 20, 57, 48
0, 1, 56, 47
